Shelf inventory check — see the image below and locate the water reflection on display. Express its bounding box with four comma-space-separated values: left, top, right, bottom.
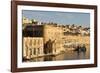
25, 47, 90, 62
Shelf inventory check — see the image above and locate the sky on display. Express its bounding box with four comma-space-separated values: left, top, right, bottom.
22, 10, 90, 27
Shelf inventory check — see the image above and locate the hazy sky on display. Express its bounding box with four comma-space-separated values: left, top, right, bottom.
22, 10, 90, 27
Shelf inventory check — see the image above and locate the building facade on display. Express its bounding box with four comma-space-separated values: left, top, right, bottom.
23, 37, 44, 59
22, 17, 32, 24
43, 24, 64, 55
23, 24, 65, 60
23, 25, 44, 60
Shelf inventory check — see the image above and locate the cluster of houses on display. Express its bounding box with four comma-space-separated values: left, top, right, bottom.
22, 17, 90, 60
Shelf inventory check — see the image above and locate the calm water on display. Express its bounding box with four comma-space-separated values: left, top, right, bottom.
26, 46, 90, 62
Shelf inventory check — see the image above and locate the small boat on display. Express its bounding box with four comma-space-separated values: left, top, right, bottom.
74, 45, 86, 52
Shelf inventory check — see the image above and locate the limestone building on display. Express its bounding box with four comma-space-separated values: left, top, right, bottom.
23, 24, 65, 60
23, 37, 44, 59
23, 25, 44, 60
43, 24, 64, 55
22, 17, 32, 24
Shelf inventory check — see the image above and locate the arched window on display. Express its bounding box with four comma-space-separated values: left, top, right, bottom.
34, 48, 36, 55
38, 39, 40, 45
30, 48, 32, 57
34, 40, 36, 45
38, 48, 40, 54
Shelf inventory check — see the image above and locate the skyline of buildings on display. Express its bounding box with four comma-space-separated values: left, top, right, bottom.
22, 16, 90, 28
22, 10, 90, 27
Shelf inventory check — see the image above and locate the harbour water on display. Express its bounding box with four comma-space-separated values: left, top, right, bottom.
25, 45, 90, 62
